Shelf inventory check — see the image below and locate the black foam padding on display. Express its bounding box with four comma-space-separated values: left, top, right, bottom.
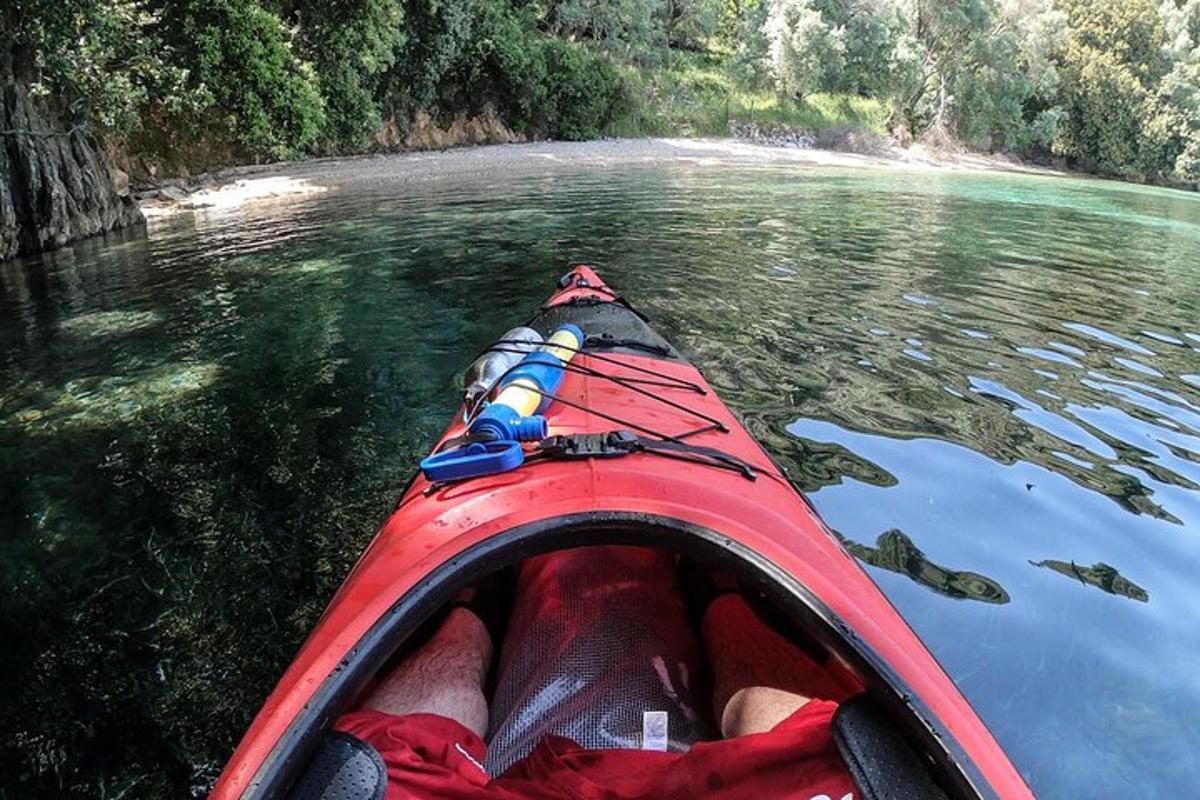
833, 694, 950, 800
527, 299, 681, 360
287, 731, 386, 800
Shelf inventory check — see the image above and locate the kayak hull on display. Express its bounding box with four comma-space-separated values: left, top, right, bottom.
213, 266, 1031, 799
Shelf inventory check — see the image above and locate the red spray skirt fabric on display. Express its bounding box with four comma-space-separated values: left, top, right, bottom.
336, 702, 854, 800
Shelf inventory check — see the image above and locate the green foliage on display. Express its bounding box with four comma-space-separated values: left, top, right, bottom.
739, 0, 1057, 148
1002, 0, 1067, 102
539, 38, 629, 138
393, 0, 477, 108
1027, 106, 1067, 149
660, 0, 725, 49
1058, 45, 1148, 173
426, 0, 628, 138
553, 0, 665, 60
1062, 0, 1168, 83
732, 0, 773, 89
448, 0, 545, 130
3, 0, 197, 134
1054, 0, 1199, 181
1175, 133, 1200, 179
290, 0, 407, 149
816, 0, 908, 96
895, 1, 1010, 137
762, 0, 846, 99
2, 0, 96, 73
174, 0, 325, 158
1160, 0, 1200, 63
952, 47, 1031, 148
5, 0, 1198, 185
612, 49, 887, 137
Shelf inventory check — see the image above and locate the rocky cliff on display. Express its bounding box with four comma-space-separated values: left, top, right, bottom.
1, 78, 143, 262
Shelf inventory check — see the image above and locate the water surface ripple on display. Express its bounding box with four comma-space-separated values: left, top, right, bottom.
2, 158, 1199, 798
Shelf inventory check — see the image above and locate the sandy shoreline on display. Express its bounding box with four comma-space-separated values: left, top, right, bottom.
139, 137, 1064, 217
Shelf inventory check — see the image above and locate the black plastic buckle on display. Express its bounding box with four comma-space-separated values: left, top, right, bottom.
539, 430, 638, 458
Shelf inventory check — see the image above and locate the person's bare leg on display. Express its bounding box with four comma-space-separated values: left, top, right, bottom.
702, 593, 843, 738
361, 607, 493, 737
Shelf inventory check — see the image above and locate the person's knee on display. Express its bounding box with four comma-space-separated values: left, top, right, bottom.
719, 685, 810, 738
424, 684, 490, 738
361, 607, 493, 734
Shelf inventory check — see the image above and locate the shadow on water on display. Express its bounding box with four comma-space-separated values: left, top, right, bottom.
838, 529, 1010, 604
2, 161, 1200, 798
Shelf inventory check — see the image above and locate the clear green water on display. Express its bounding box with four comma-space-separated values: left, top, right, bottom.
3, 159, 1199, 798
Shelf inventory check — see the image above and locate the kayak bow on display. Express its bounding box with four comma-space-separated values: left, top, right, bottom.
213, 265, 1032, 800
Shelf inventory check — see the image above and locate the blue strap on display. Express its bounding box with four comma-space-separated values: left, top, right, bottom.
420, 440, 524, 482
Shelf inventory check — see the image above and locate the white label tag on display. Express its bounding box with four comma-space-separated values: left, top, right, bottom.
642, 710, 669, 751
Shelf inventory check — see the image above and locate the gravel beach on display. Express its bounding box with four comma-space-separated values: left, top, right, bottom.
141, 137, 1061, 216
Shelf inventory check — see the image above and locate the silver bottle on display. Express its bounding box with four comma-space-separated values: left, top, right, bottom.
462, 326, 543, 419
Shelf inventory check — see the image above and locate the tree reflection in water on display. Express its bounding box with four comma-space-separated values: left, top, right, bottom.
1030, 559, 1149, 602
840, 529, 1010, 604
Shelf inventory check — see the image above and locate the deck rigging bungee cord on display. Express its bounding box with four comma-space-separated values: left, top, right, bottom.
420, 333, 776, 485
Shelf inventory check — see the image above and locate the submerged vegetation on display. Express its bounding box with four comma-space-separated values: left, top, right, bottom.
2, 0, 1199, 183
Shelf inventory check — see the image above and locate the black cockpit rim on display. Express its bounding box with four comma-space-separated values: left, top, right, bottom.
239, 512, 999, 800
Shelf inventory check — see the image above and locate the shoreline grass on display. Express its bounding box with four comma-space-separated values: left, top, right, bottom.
607, 52, 889, 140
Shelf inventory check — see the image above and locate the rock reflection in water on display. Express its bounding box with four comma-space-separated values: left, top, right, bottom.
1030, 559, 1149, 602
840, 529, 1010, 604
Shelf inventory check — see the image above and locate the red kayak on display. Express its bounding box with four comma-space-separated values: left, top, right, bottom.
213, 266, 1031, 799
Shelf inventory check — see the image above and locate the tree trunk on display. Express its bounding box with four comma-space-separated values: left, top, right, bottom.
936, 72, 946, 126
